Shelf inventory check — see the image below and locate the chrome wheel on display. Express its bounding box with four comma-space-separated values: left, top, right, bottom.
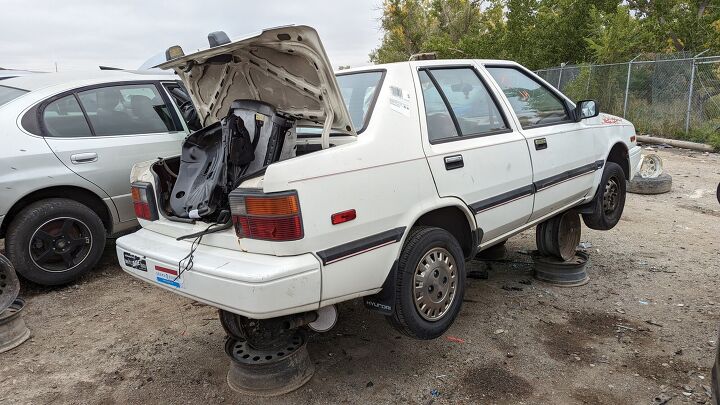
602, 177, 620, 215
413, 247, 457, 321
29, 217, 92, 273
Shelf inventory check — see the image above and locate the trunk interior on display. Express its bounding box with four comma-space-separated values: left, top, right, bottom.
150, 99, 346, 223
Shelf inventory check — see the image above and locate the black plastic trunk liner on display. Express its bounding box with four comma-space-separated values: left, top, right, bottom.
169, 100, 294, 219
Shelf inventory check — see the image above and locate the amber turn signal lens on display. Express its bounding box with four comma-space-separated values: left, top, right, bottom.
244, 195, 299, 216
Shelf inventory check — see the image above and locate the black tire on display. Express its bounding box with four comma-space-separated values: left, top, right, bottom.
627, 173, 672, 195
582, 162, 627, 231
5, 198, 106, 286
386, 226, 465, 340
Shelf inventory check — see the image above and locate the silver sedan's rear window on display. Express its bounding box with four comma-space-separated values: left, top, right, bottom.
0, 85, 28, 107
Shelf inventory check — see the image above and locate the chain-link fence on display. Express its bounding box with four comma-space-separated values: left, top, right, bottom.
536, 53, 720, 145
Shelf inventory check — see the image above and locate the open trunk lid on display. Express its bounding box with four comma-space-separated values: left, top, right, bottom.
157, 25, 355, 142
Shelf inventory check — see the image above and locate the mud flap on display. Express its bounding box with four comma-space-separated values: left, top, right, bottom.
363, 260, 398, 315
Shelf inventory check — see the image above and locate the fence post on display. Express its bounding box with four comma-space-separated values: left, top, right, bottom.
622, 54, 641, 118
685, 50, 708, 134
585, 65, 592, 98
557, 62, 566, 90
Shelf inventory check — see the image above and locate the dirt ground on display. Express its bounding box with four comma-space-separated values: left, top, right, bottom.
1, 147, 718, 405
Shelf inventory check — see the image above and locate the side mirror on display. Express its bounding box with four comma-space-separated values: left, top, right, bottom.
575, 100, 599, 122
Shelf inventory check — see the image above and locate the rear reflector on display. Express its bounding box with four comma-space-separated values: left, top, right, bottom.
229, 190, 303, 241
630, 135, 636, 143
131, 182, 159, 221
331, 209, 356, 225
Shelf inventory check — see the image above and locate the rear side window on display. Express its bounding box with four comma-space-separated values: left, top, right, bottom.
419, 67, 509, 142
486, 67, 570, 128
77, 84, 181, 136
0, 85, 28, 107
336, 71, 384, 132
43, 95, 92, 137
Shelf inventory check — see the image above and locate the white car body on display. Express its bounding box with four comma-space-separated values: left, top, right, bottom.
117, 26, 642, 321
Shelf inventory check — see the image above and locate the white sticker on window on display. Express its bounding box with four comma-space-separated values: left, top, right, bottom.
389, 86, 411, 116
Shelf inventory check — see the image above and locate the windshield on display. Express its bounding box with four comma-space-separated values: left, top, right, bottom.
336, 71, 384, 132
0, 85, 28, 107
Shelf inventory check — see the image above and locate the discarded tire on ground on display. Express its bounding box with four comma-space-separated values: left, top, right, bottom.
0, 255, 20, 313
536, 211, 582, 261
533, 251, 590, 287
225, 331, 315, 396
628, 173, 672, 195
0, 298, 31, 353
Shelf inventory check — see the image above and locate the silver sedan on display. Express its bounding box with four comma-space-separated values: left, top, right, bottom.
0, 70, 198, 285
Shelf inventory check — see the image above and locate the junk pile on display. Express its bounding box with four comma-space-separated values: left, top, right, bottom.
628, 153, 672, 194
0, 254, 30, 353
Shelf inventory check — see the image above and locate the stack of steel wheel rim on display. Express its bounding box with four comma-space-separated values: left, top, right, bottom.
533, 211, 590, 287
0, 254, 30, 353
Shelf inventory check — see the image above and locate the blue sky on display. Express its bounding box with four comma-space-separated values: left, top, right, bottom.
0, 0, 384, 71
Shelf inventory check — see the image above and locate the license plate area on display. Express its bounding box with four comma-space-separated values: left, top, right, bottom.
153, 264, 183, 289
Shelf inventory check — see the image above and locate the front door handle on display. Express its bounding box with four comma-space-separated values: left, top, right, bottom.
534, 138, 547, 150
70, 152, 98, 164
444, 154, 464, 170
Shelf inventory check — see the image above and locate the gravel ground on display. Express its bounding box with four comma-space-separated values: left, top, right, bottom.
1, 148, 718, 405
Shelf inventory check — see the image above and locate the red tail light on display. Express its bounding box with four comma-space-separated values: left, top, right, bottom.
229, 190, 303, 241
131, 182, 159, 221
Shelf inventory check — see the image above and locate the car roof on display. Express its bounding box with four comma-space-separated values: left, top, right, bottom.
336, 59, 519, 74
1, 70, 176, 92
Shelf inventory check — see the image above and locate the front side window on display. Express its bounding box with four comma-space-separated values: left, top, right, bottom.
0, 85, 28, 107
42, 94, 92, 137
76, 84, 180, 136
336, 71, 384, 132
419, 67, 508, 142
486, 67, 570, 128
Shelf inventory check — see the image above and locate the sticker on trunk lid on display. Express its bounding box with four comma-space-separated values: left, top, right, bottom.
155, 265, 182, 289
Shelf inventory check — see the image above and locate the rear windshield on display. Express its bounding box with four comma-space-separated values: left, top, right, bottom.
0, 85, 28, 107
336, 71, 384, 132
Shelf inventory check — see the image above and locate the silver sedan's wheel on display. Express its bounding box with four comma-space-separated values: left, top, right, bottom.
414, 247, 457, 321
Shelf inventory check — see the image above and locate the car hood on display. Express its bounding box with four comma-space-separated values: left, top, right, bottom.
157, 25, 355, 136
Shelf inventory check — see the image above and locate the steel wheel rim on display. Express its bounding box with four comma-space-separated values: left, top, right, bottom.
602, 177, 620, 215
29, 217, 93, 273
413, 247, 457, 321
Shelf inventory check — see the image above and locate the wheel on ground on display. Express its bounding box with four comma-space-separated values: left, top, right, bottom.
5, 198, 106, 286
386, 226, 465, 340
536, 211, 581, 261
627, 173, 672, 195
582, 161, 627, 230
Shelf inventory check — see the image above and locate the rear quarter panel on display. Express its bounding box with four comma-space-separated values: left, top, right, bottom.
254, 65, 476, 302
0, 100, 118, 232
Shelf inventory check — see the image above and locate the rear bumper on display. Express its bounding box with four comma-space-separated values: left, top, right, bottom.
116, 228, 321, 319
629, 145, 642, 180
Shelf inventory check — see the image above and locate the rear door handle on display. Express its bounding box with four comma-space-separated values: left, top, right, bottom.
534, 138, 547, 150
444, 154, 464, 170
70, 152, 98, 164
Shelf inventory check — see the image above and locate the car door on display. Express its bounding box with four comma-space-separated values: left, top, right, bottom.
415, 63, 534, 243
484, 65, 599, 221
42, 82, 188, 223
